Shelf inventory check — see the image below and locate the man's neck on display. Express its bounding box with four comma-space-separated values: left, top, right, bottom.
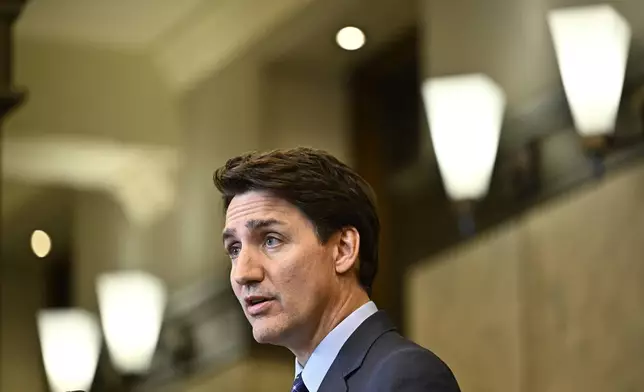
292, 288, 370, 366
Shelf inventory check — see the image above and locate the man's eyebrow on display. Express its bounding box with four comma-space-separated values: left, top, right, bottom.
222, 219, 286, 242
222, 228, 236, 243
245, 218, 285, 231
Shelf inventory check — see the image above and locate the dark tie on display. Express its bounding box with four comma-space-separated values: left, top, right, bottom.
292, 372, 309, 392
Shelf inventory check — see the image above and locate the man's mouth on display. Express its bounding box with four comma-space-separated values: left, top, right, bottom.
244, 295, 275, 316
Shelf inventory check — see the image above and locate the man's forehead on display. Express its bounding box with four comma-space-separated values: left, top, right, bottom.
224, 192, 297, 233
225, 192, 292, 223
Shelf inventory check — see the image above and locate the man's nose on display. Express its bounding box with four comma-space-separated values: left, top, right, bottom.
232, 248, 264, 286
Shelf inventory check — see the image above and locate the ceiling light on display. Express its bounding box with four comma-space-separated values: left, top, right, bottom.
31, 229, 52, 258
336, 26, 365, 51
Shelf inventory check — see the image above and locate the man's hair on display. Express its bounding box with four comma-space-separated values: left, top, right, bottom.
213, 147, 380, 295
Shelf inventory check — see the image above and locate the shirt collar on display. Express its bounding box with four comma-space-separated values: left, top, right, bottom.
294, 301, 378, 392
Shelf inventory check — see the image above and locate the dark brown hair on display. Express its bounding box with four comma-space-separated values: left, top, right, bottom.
213, 147, 380, 295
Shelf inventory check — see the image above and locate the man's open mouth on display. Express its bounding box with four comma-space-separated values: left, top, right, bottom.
244, 296, 275, 316
245, 295, 274, 307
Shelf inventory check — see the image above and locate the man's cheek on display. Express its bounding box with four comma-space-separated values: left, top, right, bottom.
230, 283, 242, 301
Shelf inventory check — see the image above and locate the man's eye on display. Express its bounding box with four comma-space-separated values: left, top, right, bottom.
264, 236, 282, 248
227, 245, 241, 258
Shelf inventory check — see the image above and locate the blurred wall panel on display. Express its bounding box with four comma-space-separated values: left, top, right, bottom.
407, 163, 644, 392
406, 224, 523, 392
522, 164, 644, 392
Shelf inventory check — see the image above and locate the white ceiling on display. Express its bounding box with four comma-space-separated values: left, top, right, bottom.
3, 135, 179, 226
15, 0, 210, 48
14, 0, 314, 93
14, 0, 415, 90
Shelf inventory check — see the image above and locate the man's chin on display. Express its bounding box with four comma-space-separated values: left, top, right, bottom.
251, 319, 285, 345
252, 326, 280, 344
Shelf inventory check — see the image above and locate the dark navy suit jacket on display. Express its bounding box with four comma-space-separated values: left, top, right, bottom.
317, 311, 460, 392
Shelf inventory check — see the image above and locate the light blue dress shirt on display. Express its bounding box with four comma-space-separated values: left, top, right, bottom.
294, 301, 378, 392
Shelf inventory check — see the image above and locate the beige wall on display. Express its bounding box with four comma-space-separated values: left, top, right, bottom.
521, 165, 644, 392
261, 64, 351, 165
408, 225, 524, 392
407, 163, 644, 392
73, 191, 132, 310
0, 265, 47, 392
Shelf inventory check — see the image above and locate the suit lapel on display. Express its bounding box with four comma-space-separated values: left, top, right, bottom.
318, 311, 396, 392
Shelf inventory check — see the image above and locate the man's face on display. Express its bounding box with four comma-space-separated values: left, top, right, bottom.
223, 191, 337, 346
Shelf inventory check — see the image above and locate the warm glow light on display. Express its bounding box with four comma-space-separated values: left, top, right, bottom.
422, 74, 506, 201
336, 26, 365, 51
97, 270, 167, 374
31, 229, 52, 258
37, 309, 102, 392
548, 4, 631, 136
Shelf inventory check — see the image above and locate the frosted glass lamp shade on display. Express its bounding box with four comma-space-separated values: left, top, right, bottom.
421, 74, 506, 201
97, 270, 167, 374
548, 4, 631, 136
37, 309, 102, 392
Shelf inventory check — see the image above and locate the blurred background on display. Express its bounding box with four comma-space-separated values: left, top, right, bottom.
1, 0, 644, 391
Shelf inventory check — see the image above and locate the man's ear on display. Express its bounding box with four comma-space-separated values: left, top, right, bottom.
334, 227, 360, 274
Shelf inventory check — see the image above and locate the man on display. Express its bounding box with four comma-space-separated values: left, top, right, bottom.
214, 147, 460, 392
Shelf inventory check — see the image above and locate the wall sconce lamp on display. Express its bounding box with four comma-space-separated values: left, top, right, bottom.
421, 74, 506, 237
548, 4, 631, 176
97, 270, 168, 388
37, 271, 167, 392
37, 309, 102, 392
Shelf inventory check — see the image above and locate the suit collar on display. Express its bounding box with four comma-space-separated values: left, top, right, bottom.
318, 311, 396, 391
296, 301, 378, 392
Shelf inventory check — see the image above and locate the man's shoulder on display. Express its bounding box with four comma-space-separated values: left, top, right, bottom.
320, 311, 460, 392
356, 330, 461, 391
367, 329, 448, 369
